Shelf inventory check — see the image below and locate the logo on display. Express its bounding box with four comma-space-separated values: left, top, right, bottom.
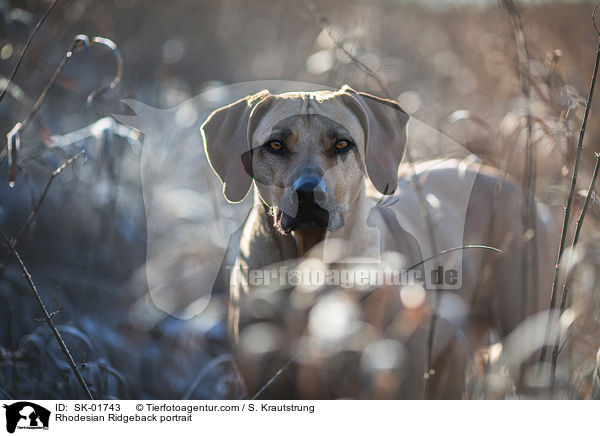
3, 402, 50, 434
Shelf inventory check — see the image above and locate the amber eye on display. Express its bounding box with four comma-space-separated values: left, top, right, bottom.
335, 139, 350, 150
268, 140, 283, 151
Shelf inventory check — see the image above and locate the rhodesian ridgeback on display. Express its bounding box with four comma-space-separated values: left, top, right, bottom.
201, 85, 557, 399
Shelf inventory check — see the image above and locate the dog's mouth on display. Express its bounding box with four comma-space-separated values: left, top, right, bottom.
272, 202, 329, 234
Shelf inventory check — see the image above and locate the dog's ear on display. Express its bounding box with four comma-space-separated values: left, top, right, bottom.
339, 85, 408, 195
201, 90, 271, 203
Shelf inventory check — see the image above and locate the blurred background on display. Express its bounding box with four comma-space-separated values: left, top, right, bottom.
0, 0, 599, 399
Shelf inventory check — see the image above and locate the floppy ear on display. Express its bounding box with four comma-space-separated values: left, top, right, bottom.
339, 85, 409, 195
201, 90, 271, 203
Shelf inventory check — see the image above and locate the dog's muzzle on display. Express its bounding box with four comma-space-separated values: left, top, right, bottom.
280, 170, 329, 232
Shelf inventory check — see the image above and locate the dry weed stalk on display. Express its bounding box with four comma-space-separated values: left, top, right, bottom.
551, 153, 600, 388
0, 228, 94, 399
0, 151, 85, 276
4, 34, 121, 186
539, 4, 600, 389
0, 0, 58, 104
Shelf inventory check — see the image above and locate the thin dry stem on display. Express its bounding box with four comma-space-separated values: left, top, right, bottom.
0, 0, 58, 104
0, 150, 85, 276
4, 34, 121, 185
0, 228, 94, 400
539, 29, 600, 375
550, 153, 600, 387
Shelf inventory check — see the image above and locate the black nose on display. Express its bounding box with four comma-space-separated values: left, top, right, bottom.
292, 176, 328, 204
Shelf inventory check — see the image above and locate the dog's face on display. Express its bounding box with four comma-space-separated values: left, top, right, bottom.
249, 102, 367, 232
201, 85, 408, 234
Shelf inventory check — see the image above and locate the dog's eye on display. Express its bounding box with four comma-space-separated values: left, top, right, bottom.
268, 140, 283, 151
335, 139, 352, 151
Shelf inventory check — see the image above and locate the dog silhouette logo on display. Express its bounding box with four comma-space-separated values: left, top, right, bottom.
3, 402, 50, 433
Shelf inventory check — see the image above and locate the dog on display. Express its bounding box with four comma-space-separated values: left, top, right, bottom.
201, 85, 557, 399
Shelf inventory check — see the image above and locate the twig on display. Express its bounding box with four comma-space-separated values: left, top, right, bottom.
502, 0, 538, 389
4, 34, 121, 185
0, 0, 58, 104
303, 0, 388, 92
539, 5, 600, 372
572, 154, 600, 246
407, 245, 501, 270
251, 345, 310, 400
21, 35, 90, 133
550, 153, 600, 387
0, 150, 85, 277
557, 334, 572, 357
359, 244, 501, 304
0, 228, 93, 400
411, 158, 441, 398
0, 385, 13, 400
7, 309, 17, 397
85, 37, 123, 106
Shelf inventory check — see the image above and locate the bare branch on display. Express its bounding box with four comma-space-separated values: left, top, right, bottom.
0, 150, 85, 276
0, 228, 94, 400
539, 9, 600, 377
85, 37, 123, 106
550, 153, 600, 385
0, 0, 58, 104
4, 34, 121, 186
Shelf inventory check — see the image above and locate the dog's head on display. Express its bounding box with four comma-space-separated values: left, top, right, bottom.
201, 85, 408, 233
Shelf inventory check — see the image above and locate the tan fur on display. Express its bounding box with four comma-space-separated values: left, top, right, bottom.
201, 85, 557, 399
